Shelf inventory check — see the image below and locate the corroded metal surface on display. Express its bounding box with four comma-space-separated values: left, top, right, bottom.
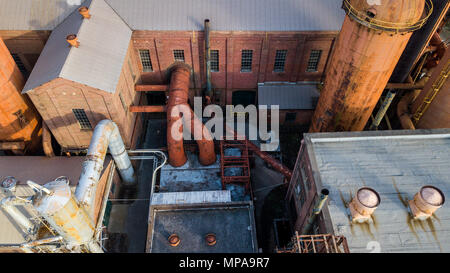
310, 1, 426, 132
0, 37, 41, 151
166, 64, 215, 167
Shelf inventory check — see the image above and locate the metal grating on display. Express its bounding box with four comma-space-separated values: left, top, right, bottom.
306, 50, 322, 72
72, 109, 92, 130
241, 50, 253, 72
274, 50, 287, 72
173, 50, 185, 62
139, 49, 153, 72
211, 50, 219, 72
276, 232, 350, 253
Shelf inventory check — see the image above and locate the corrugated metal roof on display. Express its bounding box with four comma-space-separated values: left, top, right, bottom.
304, 129, 450, 253
0, 0, 345, 31
106, 0, 345, 31
0, 0, 85, 30
22, 0, 132, 93
258, 84, 320, 110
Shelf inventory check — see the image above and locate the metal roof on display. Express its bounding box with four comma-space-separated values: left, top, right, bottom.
22, 0, 132, 93
0, 0, 83, 30
303, 129, 450, 253
106, 0, 345, 31
258, 83, 320, 110
0, 0, 345, 31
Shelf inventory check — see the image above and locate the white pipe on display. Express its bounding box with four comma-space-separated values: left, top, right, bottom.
75, 120, 136, 212
0, 196, 34, 234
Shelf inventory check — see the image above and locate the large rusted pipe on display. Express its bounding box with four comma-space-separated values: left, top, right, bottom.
75, 120, 136, 214
310, 0, 428, 132
247, 141, 292, 181
167, 64, 216, 167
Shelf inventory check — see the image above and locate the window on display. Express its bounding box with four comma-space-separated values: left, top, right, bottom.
285, 112, 297, 122
211, 50, 219, 72
173, 50, 185, 62
128, 57, 136, 81
306, 50, 322, 72
273, 50, 287, 72
11, 53, 27, 75
139, 49, 153, 72
241, 50, 253, 72
72, 109, 92, 130
119, 92, 128, 114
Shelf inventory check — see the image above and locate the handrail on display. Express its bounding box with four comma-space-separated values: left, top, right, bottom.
342, 0, 433, 33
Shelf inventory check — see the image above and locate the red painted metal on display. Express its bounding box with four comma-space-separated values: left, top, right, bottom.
220, 138, 251, 193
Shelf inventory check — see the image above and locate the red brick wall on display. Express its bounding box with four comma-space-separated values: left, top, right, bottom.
131, 31, 337, 105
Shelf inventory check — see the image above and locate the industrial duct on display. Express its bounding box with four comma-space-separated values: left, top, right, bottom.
167, 63, 216, 167
349, 187, 380, 223
409, 185, 445, 220
75, 119, 136, 213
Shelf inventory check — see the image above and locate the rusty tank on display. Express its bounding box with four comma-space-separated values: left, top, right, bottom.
0, 37, 41, 152
310, 0, 430, 132
166, 63, 216, 167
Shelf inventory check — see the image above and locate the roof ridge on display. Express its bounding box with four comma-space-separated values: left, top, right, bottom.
103, 0, 133, 31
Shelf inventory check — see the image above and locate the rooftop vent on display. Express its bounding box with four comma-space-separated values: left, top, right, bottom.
78, 6, 91, 19
349, 187, 380, 223
66, 34, 80, 48
168, 234, 180, 247
409, 186, 445, 220
205, 233, 216, 246
1, 176, 17, 193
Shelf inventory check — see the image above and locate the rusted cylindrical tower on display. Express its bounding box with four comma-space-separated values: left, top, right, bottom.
0, 37, 41, 151
310, 0, 430, 132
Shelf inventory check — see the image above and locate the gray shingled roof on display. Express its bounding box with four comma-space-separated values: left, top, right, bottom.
304, 129, 450, 253
22, 0, 132, 93
0, 0, 345, 31
258, 84, 320, 110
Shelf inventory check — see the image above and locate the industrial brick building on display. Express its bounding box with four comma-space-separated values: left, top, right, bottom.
0, 0, 345, 150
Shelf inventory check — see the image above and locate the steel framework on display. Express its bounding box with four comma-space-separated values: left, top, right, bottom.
276, 232, 350, 253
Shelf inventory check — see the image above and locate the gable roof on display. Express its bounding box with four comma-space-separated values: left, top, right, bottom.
22, 0, 132, 93
0, 0, 345, 32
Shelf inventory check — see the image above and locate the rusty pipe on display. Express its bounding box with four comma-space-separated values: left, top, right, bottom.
75, 120, 136, 213
167, 64, 216, 167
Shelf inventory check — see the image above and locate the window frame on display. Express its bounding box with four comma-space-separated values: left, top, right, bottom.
273, 50, 288, 73
173, 49, 185, 62
210, 50, 219, 72
306, 50, 323, 72
240, 49, 253, 73
72, 109, 92, 130
138, 49, 153, 72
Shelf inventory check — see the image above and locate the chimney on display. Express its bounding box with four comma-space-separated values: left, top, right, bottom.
78, 6, 91, 19
349, 187, 380, 223
205, 233, 216, 246
66, 34, 80, 48
409, 186, 445, 220
168, 234, 180, 247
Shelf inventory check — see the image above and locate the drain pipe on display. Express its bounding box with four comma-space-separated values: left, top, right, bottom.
204, 19, 212, 99
75, 120, 136, 213
301, 189, 329, 235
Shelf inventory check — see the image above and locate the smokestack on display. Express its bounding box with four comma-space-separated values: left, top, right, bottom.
349, 187, 380, 223
78, 6, 91, 19
409, 186, 445, 220
66, 34, 80, 48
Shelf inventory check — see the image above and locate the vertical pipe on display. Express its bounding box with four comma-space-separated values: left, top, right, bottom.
301, 189, 329, 235
204, 19, 212, 98
369, 90, 397, 130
